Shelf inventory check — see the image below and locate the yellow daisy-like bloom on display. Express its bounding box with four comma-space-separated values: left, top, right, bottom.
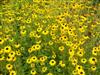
6, 64, 13, 70
12, 56, 16, 62
26, 58, 32, 64
28, 48, 33, 53
31, 69, 37, 75
8, 51, 16, 57
49, 59, 56, 66
0, 49, 3, 54
91, 66, 96, 71
59, 46, 64, 51
0, 38, 4, 45
9, 70, 16, 75
0, 55, 5, 61
4, 46, 12, 53
39, 56, 47, 62
92, 49, 98, 56
68, 49, 75, 56
35, 44, 41, 50
48, 41, 53, 45
6, 56, 12, 62
16, 51, 21, 56
78, 69, 85, 75
31, 56, 38, 63
77, 50, 84, 57
37, 27, 42, 32
72, 70, 78, 75
47, 72, 53, 75
20, 30, 26, 36
42, 30, 49, 35
41, 66, 47, 73
59, 60, 66, 67
76, 65, 83, 71
89, 57, 97, 65
81, 58, 87, 64
14, 43, 21, 48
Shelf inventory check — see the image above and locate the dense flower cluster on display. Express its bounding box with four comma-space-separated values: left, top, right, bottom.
0, 0, 100, 75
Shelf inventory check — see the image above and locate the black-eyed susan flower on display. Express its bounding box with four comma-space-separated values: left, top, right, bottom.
59, 46, 64, 51
59, 60, 66, 67
35, 44, 41, 50
31, 69, 37, 75
39, 56, 47, 62
8, 51, 16, 57
49, 59, 56, 66
6, 56, 12, 61
31, 56, 38, 63
92, 49, 98, 56
4, 46, 12, 53
42, 30, 49, 35
76, 65, 83, 71
6, 64, 13, 70
26, 58, 32, 64
9, 70, 16, 75
81, 58, 87, 64
77, 50, 84, 57
48, 41, 53, 45
91, 66, 96, 71
72, 70, 78, 75
47, 72, 53, 75
0, 49, 3, 54
0, 55, 5, 61
78, 69, 85, 75
0, 38, 4, 45
89, 57, 97, 65
41, 66, 47, 73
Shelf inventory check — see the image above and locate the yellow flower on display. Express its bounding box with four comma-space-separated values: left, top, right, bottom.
4, 46, 12, 53
0, 49, 3, 54
12, 57, 16, 62
92, 49, 98, 56
39, 56, 47, 62
6, 56, 12, 61
47, 72, 53, 75
59, 46, 64, 51
0, 55, 5, 61
28, 48, 33, 53
0, 38, 4, 45
81, 58, 87, 64
8, 51, 16, 57
6, 64, 13, 70
26, 58, 32, 64
77, 50, 84, 57
91, 66, 96, 71
16, 50, 21, 56
68, 49, 75, 56
48, 41, 53, 45
14, 43, 21, 48
49, 59, 56, 66
59, 60, 66, 67
31, 69, 37, 75
77, 69, 85, 75
76, 65, 83, 71
35, 44, 41, 50
72, 70, 78, 75
42, 30, 49, 35
89, 57, 97, 65
31, 56, 38, 63
9, 70, 16, 75
71, 58, 78, 66
26, 18, 32, 23
20, 30, 26, 36
41, 66, 47, 73
37, 27, 42, 32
